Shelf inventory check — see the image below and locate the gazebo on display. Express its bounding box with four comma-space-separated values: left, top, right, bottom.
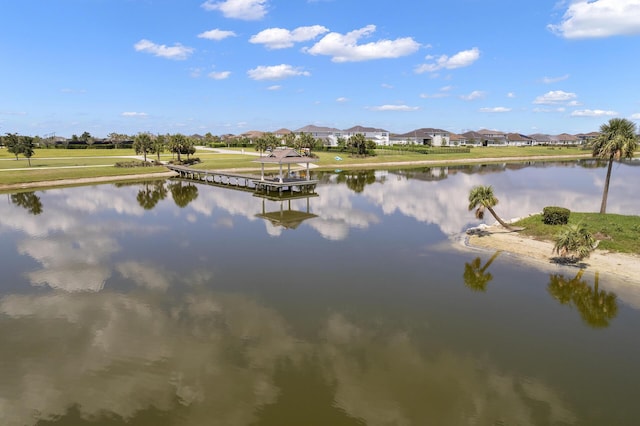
253, 148, 318, 182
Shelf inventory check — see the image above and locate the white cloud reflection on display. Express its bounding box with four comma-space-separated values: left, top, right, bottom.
0, 289, 305, 426
0, 291, 578, 425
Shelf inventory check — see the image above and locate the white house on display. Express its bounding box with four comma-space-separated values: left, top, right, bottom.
294, 125, 342, 146
343, 125, 390, 146
390, 128, 450, 146
505, 133, 534, 146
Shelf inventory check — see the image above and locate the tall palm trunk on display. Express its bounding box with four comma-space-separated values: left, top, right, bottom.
600, 156, 614, 214
487, 206, 512, 230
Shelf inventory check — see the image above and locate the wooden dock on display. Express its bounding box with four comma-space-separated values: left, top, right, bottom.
166, 164, 319, 196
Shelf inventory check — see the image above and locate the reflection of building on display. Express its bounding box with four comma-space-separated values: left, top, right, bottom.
255, 195, 318, 229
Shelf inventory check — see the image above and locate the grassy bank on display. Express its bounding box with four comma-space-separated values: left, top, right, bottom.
514, 213, 640, 255
0, 145, 602, 188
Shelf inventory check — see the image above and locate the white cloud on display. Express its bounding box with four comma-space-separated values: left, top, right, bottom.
336, 97, 349, 103
542, 74, 570, 84
133, 39, 194, 60
267, 85, 282, 90
507, 92, 516, 98
247, 64, 310, 80
208, 71, 231, 80
121, 112, 148, 117
631, 113, 640, 119
549, 0, 640, 38
571, 109, 618, 117
197, 29, 237, 40
479, 107, 511, 113
381, 83, 394, 89
304, 25, 420, 62
367, 105, 420, 111
250, 25, 329, 49
460, 90, 485, 101
201, 0, 268, 20
533, 90, 577, 105
415, 47, 480, 74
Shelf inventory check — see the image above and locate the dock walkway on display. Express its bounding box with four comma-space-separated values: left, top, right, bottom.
166, 164, 318, 196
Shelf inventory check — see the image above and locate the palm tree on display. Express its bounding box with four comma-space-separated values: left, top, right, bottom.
591, 118, 638, 213
133, 132, 153, 163
467, 185, 513, 230
552, 222, 596, 262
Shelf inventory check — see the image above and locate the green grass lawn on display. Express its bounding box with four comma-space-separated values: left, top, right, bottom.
0, 145, 606, 188
0, 166, 168, 186
0, 148, 138, 159
514, 213, 640, 255
192, 154, 262, 170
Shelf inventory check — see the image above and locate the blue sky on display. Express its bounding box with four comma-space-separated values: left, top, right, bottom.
2, 0, 640, 138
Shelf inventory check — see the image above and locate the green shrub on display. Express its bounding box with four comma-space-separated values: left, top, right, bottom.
543, 206, 570, 225
114, 161, 152, 168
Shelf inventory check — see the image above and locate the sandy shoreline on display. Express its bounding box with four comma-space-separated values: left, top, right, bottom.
456, 224, 640, 286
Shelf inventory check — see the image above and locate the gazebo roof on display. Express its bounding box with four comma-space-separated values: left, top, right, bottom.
253, 148, 318, 165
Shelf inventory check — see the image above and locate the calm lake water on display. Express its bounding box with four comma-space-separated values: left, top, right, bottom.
1, 160, 639, 426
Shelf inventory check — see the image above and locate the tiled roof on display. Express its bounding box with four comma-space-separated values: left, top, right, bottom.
393, 128, 449, 137
295, 124, 341, 133
343, 125, 388, 133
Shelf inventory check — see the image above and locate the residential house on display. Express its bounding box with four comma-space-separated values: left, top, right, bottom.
240, 130, 264, 142
294, 124, 342, 146
576, 132, 599, 145
478, 129, 507, 144
390, 128, 450, 146
505, 133, 534, 146
273, 128, 293, 138
461, 131, 485, 146
448, 132, 466, 146
555, 133, 579, 145
528, 133, 553, 145
343, 125, 390, 146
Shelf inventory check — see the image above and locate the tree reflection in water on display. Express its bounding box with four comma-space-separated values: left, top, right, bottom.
168, 181, 199, 208
9, 191, 43, 215
548, 271, 618, 328
136, 181, 168, 210
336, 170, 377, 194
463, 251, 502, 292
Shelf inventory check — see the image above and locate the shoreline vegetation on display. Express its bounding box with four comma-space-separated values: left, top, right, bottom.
454, 220, 640, 287
2, 146, 638, 277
